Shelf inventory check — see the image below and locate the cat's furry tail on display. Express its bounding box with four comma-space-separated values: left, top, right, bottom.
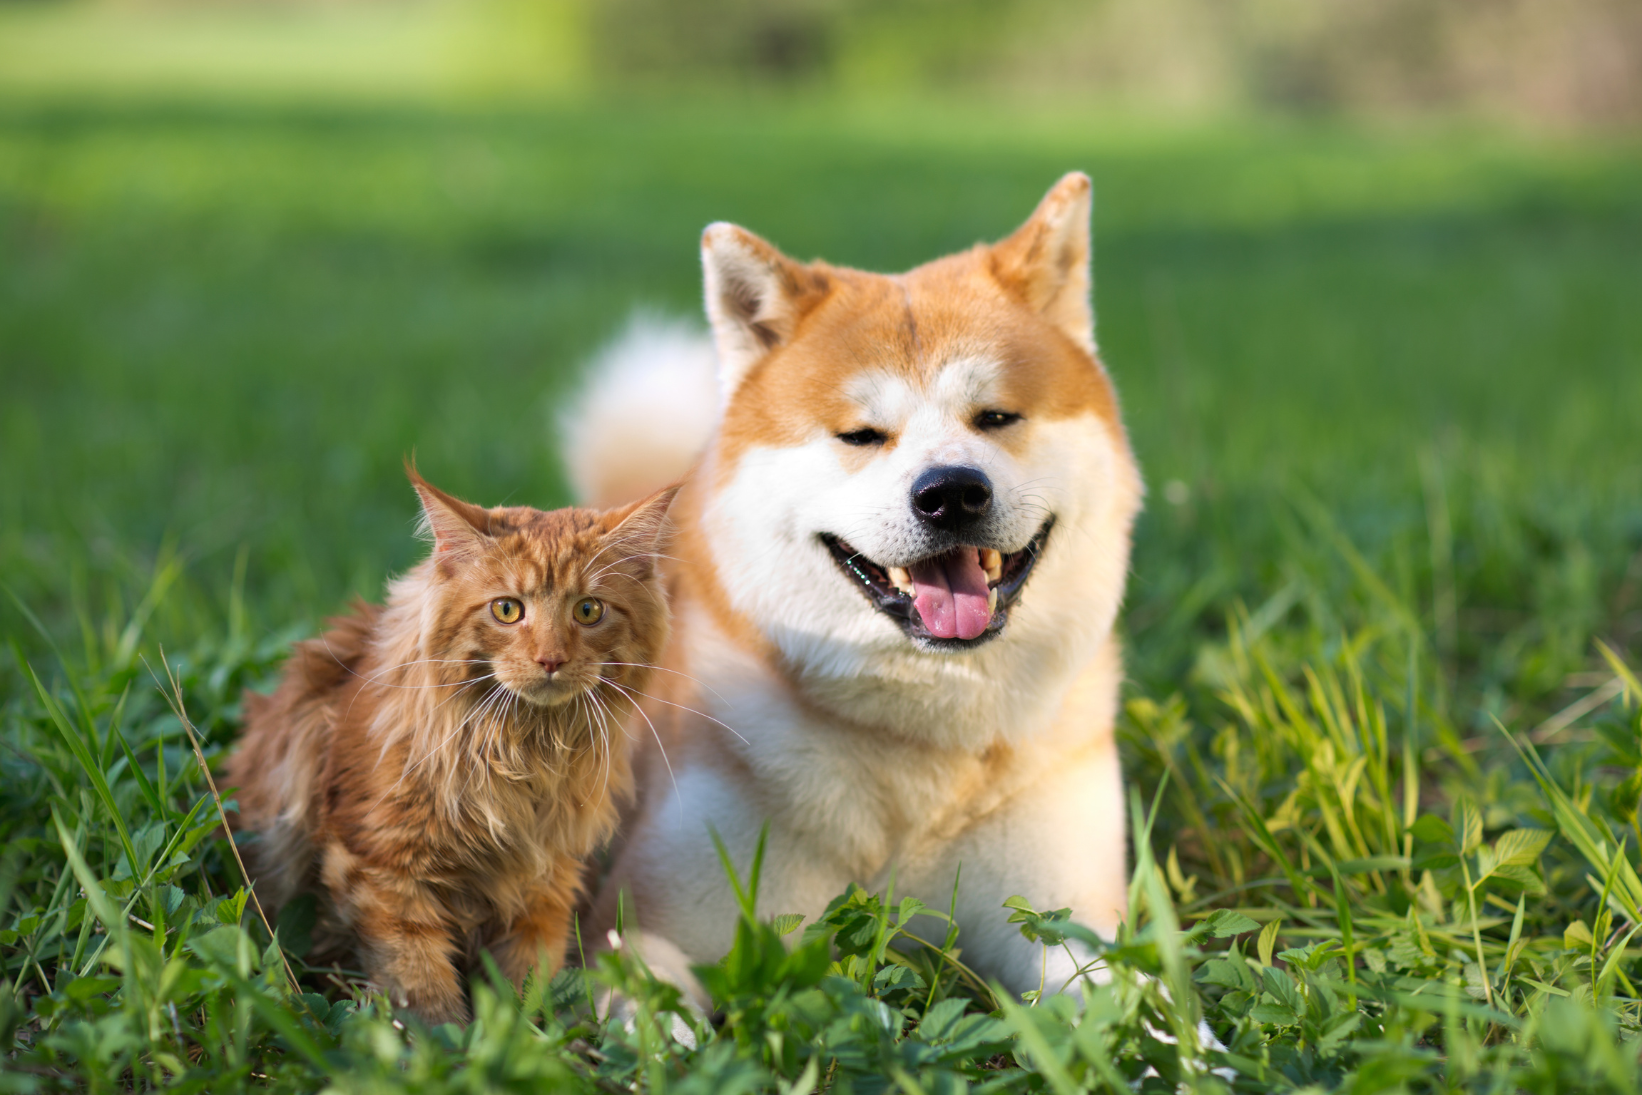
560, 314, 719, 508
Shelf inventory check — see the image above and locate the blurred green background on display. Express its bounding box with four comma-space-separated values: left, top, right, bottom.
2, 0, 1639, 724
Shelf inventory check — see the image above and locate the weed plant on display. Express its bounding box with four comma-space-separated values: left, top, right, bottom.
3, 99, 1642, 1090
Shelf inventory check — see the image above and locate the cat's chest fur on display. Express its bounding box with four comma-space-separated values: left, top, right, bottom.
438, 764, 610, 873
322, 711, 614, 895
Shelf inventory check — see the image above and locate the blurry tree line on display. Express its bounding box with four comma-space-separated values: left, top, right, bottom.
16, 0, 1642, 127
580, 0, 1642, 127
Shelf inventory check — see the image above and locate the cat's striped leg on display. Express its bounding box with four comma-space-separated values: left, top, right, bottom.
490, 854, 581, 991
322, 840, 466, 1025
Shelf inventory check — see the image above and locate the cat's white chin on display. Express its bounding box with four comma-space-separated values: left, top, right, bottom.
514, 679, 587, 709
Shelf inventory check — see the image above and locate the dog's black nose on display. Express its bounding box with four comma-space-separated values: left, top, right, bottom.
911, 466, 993, 530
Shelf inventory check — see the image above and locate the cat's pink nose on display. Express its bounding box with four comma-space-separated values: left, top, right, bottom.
537, 656, 565, 675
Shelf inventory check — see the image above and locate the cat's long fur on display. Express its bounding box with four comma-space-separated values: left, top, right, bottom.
226, 470, 674, 1024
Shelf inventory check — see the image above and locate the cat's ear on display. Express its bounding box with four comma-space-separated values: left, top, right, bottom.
598, 484, 679, 580
701, 223, 832, 400
407, 462, 492, 559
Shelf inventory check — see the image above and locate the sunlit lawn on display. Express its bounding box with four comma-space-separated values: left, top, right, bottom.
3, 37, 1642, 1091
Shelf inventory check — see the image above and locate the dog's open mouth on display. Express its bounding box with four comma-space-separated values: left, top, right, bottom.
820, 519, 1054, 649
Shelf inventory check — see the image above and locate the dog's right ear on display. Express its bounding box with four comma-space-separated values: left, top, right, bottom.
701, 223, 830, 399
989, 172, 1095, 355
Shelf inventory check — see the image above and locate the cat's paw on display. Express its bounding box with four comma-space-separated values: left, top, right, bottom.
377, 979, 470, 1028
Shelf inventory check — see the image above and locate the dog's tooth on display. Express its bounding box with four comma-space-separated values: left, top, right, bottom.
980, 548, 1003, 582
887, 566, 914, 594
988, 587, 999, 615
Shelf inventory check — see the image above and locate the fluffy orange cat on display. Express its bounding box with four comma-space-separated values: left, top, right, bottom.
225, 467, 674, 1024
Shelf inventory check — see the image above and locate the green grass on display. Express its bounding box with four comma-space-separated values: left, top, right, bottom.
3, 91, 1642, 1091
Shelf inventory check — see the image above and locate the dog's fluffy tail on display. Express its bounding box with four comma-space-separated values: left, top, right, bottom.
559, 314, 719, 509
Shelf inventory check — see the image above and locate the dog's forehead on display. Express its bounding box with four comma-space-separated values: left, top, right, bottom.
716, 256, 1123, 470
832, 261, 1116, 423
844, 356, 1001, 422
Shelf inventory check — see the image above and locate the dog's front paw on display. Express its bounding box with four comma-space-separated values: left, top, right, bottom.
591, 929, 711, 1049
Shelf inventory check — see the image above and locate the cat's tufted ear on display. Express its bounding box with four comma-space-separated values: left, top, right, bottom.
701, 223, 831, 400
598, 484, 679, 580
988, 172, 1096, 354
407, 462, 493, 559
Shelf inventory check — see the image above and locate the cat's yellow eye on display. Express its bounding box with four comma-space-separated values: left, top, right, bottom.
491, 598, 523, 624
574, 598, 605, 626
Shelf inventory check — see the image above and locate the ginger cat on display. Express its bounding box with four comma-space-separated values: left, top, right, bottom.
225, 466, 674, 1024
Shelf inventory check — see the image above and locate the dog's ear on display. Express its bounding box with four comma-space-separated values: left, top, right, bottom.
989, 172, 1095, 354
701, 223, 831, 398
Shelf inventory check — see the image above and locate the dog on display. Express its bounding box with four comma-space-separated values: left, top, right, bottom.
563, 173, 1143, 999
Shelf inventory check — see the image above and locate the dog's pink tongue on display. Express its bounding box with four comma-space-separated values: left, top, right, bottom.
910, 549, 992, 641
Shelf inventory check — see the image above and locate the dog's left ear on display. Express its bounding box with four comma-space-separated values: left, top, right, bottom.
701, 223, 831, 400
989, 172, 1095, 354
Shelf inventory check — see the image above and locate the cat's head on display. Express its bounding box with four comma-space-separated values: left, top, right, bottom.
407, 466, 676, 709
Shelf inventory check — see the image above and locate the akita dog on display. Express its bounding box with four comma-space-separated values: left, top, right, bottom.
564, 173, 1142, 998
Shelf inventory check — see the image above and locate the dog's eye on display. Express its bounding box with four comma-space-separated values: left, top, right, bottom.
975, 410, 1022, 430
491, 598, 523, 624
836, 427, 887, 447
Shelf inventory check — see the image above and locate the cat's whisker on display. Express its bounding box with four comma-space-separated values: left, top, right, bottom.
371, 681, 507, 816
561, 693, 598, 776
585, 689, 612, 755
597, 693, 619, 799
578, 534, 633, 571
601, 680, 677, 805
594, 686, 619, 746
426, 673, 498, 717
603, 679, 748, 746
595, 661, 727, 703
322, 639, 491, 687
487, 688, 515, 762
362, 674, 500, 778
579, 525, 679, 573
438, 682, 511, 777
362, 678, 496, 692
590, 571, 652, 591
551, 700, 571, 759
578, 693, 602, 765
582, 688, 616, 799
585, 549, 682, 582
589, 690, 614, 757
593, 678, 638, 742
480, 690, 521, 804
332, 642, 487, 728
336, 651, 496, 748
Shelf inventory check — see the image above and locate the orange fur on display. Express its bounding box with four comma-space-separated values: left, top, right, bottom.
226, 468, 675, 1024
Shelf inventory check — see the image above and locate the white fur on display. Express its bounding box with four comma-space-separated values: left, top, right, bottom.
560, 314, 718, 508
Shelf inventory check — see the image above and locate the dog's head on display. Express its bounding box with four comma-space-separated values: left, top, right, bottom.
691, 174, 1142, 718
